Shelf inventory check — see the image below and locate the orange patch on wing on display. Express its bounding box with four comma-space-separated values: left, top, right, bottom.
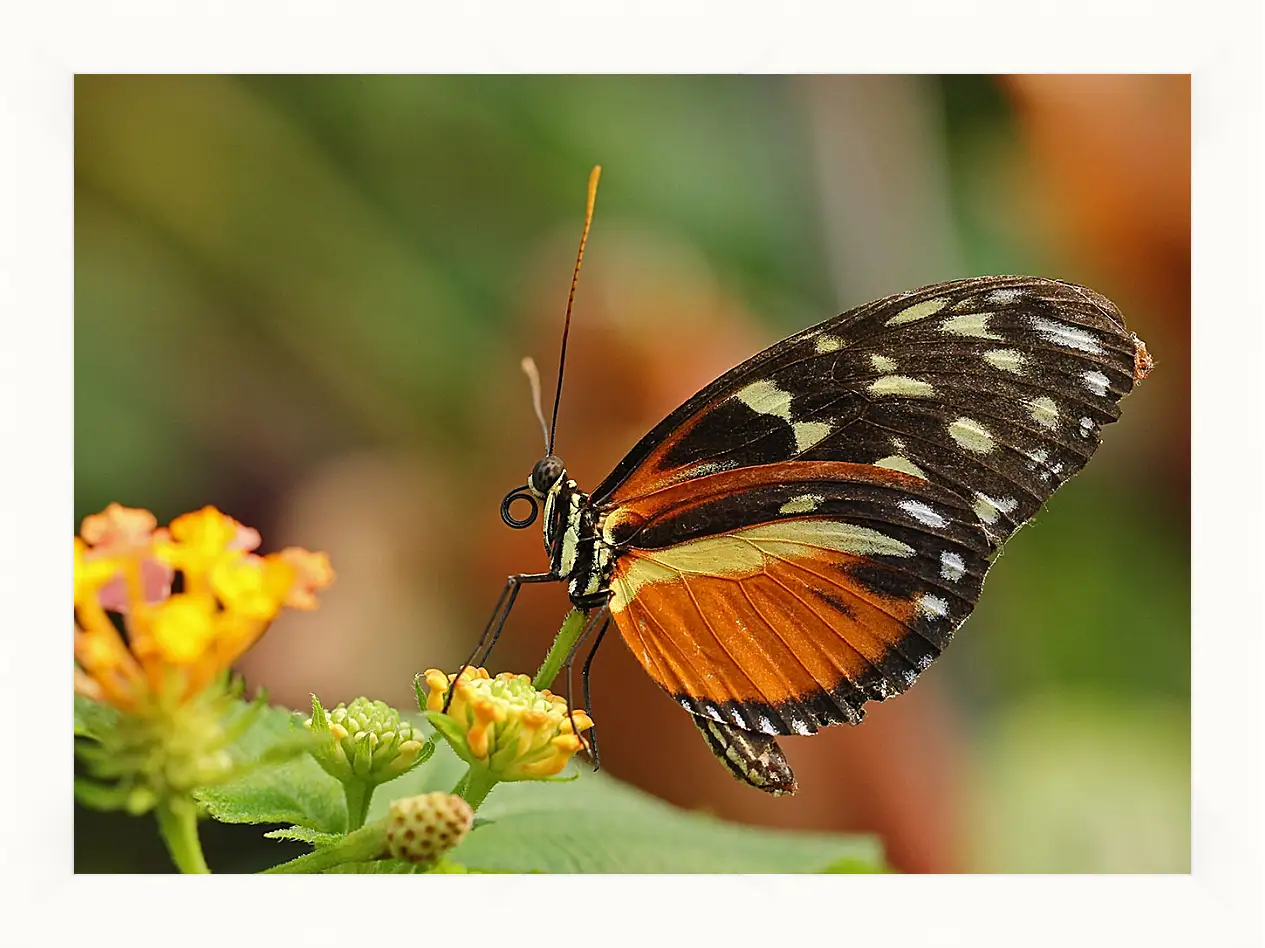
609, 538, 918, 709
609, 459, 931, 524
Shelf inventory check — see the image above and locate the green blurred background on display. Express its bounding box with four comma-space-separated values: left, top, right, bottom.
74, 75, 1190, 873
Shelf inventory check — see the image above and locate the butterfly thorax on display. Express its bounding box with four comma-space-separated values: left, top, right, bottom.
529, 457, 615, 610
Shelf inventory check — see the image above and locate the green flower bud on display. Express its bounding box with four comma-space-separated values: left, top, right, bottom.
305, 695, 430, 788
385, 793, 474, 866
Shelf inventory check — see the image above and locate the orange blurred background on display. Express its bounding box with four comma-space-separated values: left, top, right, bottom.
75, 75, 1190, 872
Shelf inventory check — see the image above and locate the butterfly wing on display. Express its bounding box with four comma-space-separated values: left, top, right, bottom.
602, 460, 992, 735
592, 275, 1150, 547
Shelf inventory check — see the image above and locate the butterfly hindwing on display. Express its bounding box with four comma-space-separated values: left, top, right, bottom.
592, 275, 1147, 547
602, 461, 991, 736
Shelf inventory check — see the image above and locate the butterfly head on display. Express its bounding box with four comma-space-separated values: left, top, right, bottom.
499, 454, 568, 531
529, 454, 566, 496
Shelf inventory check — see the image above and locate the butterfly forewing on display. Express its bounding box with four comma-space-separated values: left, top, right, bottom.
592, 275, 1144, 548
589, 275, 1148, 750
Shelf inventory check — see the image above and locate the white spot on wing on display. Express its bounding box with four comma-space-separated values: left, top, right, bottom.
1079, 416, 1095, 438
972, 492, 1018, 525
868, 376, 935, 397
899, 500, 949, 529
788, 713, 812, 735
939, 551, 966, 582
917, 594, 949, 618
948, 417, 995, 454
886, 297, 949, 326
987, 287, 1024, 304
870, 353, 898, 372
1082, 370, 1110, 396
1031, 316, 1104, 354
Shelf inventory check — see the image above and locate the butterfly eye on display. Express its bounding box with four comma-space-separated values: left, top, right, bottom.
529, 455, 566, 494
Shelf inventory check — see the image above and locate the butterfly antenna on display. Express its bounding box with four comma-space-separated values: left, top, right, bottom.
520, 357, 550, 453
548, 164, 601, 455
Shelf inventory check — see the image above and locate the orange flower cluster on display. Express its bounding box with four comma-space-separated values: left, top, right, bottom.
422, 666, 593, 781
74, 503, 333, 711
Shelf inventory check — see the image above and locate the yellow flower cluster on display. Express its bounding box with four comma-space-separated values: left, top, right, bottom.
423, 667, 593, 781
74, 503, 333, 711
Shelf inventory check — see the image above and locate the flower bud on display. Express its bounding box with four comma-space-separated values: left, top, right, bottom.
305, 696, 429, 787
385, 792, 474, 866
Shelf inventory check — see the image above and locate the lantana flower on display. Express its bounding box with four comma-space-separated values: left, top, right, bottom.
74, 503, 333, 712
73, 503, 334, 865
420, 666, 593, 785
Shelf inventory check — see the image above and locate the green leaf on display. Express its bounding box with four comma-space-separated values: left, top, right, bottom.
73, 694, 118, 740
263, 825, 343, 847
196, 701, 346, 834
446, 765, 884, 873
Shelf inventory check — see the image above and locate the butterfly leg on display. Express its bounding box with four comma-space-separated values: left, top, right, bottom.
444, 571, 556, 713
557, 603, 612, 769
577, 611, 611, 771
692, 717, 798, 796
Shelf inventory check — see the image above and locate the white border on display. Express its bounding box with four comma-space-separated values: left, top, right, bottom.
4, 1, 1260, 946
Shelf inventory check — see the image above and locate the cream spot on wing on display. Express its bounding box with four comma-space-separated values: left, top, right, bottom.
940, 312, 1002, 339
739, 520, 915, 558
983, 348, 1026, 374
1031, 316, 1104, 354
734, 379, 830, 453
948, 417, 995, 454
939, 551, 966, 582
867, 376, 935, 397
779, 493, 824, 515
874, 455, 928, 480
870, 353, 898, 373
899, 500, 948, 528
793, 421, 832, 453
886, 297, 949, 326
735, 379, 793, 420
1028, 396, 1060, 429
814, 334, 844, 353
917, 594, 949, 618
1082, 370, 1110, 396
972, 492, 1018, 525
611, 520, 918, 609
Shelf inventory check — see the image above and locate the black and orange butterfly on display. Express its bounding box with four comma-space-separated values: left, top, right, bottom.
471, 166, 1152, 795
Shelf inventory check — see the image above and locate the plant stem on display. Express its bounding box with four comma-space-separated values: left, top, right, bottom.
458, 767, 500, 811
155, 795, 210, 874
344, 781, 373, 832
533, 608, 587, 691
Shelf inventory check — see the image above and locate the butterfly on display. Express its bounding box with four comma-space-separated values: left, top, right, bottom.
470, 166, 1153, 795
